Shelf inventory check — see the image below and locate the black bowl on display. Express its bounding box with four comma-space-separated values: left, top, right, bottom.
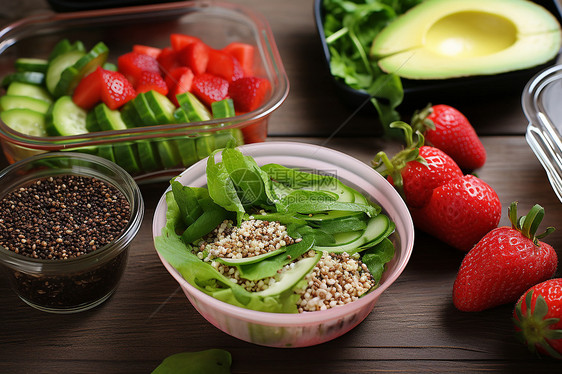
313, 0, 562, 112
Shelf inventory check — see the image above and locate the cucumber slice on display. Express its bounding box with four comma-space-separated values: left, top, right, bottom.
6, 82, 52, 103
255, 253, 321, 297
46, 50, 85, 95
173, 108, 191, 123
46, 96, 88, 136
0, 108, 47, 137
94, 103, 127, 131
314, 214, 391, 254
121, 102, 142, 128
15, 58, 48, 73
216, 247, 286, 265
144, 90, 175, 124
155, 140, 181, 168
1, 71, 45, 88
211, 98, 235, 119
54, 41, 109, 97
195, 134, 216, 159
48, 39, 85, 62
176, 92, 211, 121
0, 95, 50, 114
102, 62, 117, 71
132, 93, 159, 126
85, 110, 100, 132
136, 140, 161, 172
112, 142, 141, 174
96, 144, 116, 163
324, 230, 363, 247
175, 137, 198, 166
297, 210, 364, 222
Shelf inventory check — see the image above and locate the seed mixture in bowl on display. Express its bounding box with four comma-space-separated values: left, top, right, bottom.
0, 175, 131, 260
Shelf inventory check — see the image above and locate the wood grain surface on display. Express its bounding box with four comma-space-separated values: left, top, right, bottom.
1, 1, 561, 373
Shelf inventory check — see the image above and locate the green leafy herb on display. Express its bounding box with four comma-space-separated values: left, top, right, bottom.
322, 0, 422, 132
151, 349, 232, 374
361, 237, 395, 283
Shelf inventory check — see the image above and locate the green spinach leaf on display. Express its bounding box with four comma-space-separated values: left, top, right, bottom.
361, 237, 395, 283
152, 349, 231, 374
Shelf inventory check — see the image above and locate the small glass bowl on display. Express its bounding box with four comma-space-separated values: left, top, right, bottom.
152, 141, 414, 347
0, 1, 289, 183
0, 152, 144, 313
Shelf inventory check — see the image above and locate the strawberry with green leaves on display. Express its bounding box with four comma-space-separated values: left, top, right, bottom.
372, 121, 462, 209
514, 278, 562, 359
412, 104, 486, 170
453, 202, 558, 312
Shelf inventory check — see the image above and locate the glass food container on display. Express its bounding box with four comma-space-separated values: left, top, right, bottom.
0, 152, 144, 313
0, 1, 289, 183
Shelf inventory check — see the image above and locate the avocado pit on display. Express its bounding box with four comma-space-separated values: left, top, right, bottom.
426, 11, 517, 58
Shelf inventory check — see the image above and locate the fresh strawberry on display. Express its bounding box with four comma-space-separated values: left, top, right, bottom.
72, 68, 102, 110
412, 104, 486, 170
514, 278, 562, 359
206, 49, 244, 82
372, 122, 462, 208
170, 33, 201, 52
228, 76, 271, 112
177, 41, 210, 76
136, 71, 168, 96
453, 202, 557, 311
73, 67, 135, 110
411, 174, 501, 251
223, 42, 255, 76
98, 68, 136, 110
117, 51, 160, 87
156, 47, 181, 76
132, 44, 161, 59
191, 73, 229, 107
164, 67, 194, 106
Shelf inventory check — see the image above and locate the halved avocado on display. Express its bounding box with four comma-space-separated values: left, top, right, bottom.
370, 0, 562, 80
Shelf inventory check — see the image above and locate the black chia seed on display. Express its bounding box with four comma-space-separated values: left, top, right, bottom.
0, 174, 132, 310
0, 175, 131, 260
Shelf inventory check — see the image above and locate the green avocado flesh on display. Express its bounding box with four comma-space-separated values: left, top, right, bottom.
370, 0, 562, 79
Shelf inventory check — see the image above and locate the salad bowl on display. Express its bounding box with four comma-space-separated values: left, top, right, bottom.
152, 141, 414, 347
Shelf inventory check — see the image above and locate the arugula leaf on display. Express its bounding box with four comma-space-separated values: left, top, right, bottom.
152, 349, 231, 374
322, 0, 422, 132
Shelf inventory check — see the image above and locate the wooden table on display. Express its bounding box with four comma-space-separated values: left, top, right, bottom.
1, 1, 561, 372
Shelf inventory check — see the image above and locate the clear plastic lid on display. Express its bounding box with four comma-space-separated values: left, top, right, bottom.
523, 64, 562, 202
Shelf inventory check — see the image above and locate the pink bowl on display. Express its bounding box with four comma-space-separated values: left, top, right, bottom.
152, 141, 414, 347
